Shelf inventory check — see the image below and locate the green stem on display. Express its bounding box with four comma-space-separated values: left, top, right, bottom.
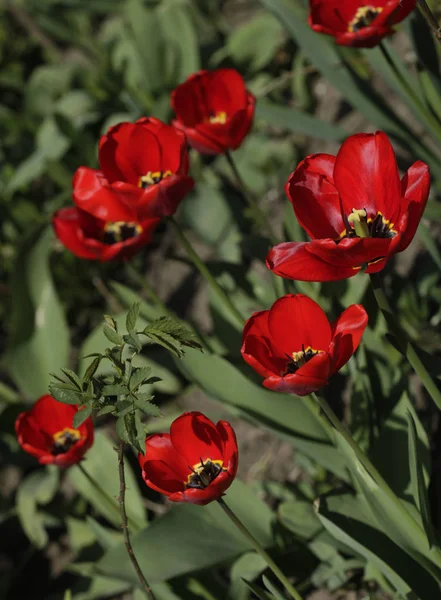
217, 498, 304, 600
416, 0, 441, 42
225, 151, 279, 246
378, 41, 441, 139
370, 273, 441, 412
168, 217, 244, 329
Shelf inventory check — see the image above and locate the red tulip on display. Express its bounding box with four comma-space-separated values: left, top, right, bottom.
171, 69, 255, 154
138, 412, 238, 505
53, 117, 194, 261
309, 0, 416, 47
15, 395, 94, 468
241, 294, 368, 396
267, 131, 430, 282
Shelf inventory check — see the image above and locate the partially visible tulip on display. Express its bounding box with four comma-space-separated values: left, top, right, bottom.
15, 395, 94, 468
308, 0, 416, 47
171, 69, 255, 154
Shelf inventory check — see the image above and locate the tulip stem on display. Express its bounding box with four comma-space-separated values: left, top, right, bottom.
225, 151, 279, 246
117, 441, 155, 600
168, 217, 244, 329
416, 0, 441, 41
217, 497, 304, 600
370, 273, 441, 412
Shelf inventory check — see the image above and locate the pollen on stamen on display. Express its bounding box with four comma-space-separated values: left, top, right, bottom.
103, 221, 143, 245
208, 111, 227, 125
348, 6, 383, 33
52, 427, 81, 455
138, 170, 173, 189
185, 458, 225, 490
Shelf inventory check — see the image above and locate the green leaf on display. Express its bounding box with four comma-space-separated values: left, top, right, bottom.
126, 302, 140, 334
73, 406, 92, 429
96, 404, 116, 417
97, 479, 273, 584
17, 466, 59, 549
407, 411, 436, 549
116, 414, 131, 444
278, 498, 322, 540
123, 331, 143, 352
129, 366, 153, 391
49, 384, 82, 406
103, 324, 123, 346
102, 384, 129, 397
243, 580, 272, 600
69, 432, 147, 532
82, 355, 103, 384
60, 368, 82, 391
4, 227, 70, 398
256, 100, 346, 141
134, 411, 146, 454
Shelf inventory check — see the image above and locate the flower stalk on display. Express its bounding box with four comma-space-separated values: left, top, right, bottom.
369, 273, 441, 412
117, 441, 155, 600
217, 497, 304, 600
168, 216, 244, 329
416, 0, 441, 41
225, 151, 278, 245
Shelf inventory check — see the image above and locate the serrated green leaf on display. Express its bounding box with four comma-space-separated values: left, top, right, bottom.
103, 324, 124, 345
73, 406, 92, 429
116, 414, 131, 444
407, 411, 436, 550
134, 397, 160, 417
104, 315, 118, 331
134, 411, 146, 454
60, 368, 82, 390
129, 366, 152, 391
126, 302, 140, 333
124, 331, 143, 352
102, 384, 128, 397
49, 384, 82, 405
82, 355, 103, 383
144, 330, 184, 357
96, 404, 116, 417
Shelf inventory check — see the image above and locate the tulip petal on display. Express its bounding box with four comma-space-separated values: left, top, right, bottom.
264, 352, 332, 396
216, 420, 239, 477
170, 412, 224, 465
268, 294, 332, 356
142, 460, 187, 494
330, 304, 368, 371
286, 154, 344, 239
142, 434, 189, 480
334, 131, 401, 223
399, 160, 430, 251
241, 311, 287, 377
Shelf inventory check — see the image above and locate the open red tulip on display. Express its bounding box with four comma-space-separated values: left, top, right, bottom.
138, 412, 238, 505
309, 0, 416, 47
53, 117, 194, 261
241, 294, 368, 396
267, 131, 430, 282
15, 395, 94, 468
171, 69, 255, 154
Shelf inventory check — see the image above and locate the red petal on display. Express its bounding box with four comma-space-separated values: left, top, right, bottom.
241, 310, 287, 377
329, 304, 368, 372
169, 470, 235, 505
336, 27, 393, 48
29, 395, 77, 435
142, 460, 187, 495
216, 420, 239, 477
399, 161, 430, 251
134, 175, 194, 220
309, 237, 396, 268
172, 122, 226, 155
333, 132, 401, 223
15, 411, 52, 457
170, 412, 223, 465
309, 0, 356, 33
264, 352, 332, 396
72, 167, 137, 222
53, 208, 106, 260
286, 154, 344, 239
267, 241, 360, 281
141, 433, 189, 480
268, 294, 332, 356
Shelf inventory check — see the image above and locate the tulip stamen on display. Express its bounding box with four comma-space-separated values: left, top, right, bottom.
208, 111, 228, 125
103, 221, 143, 245
348, 6, 383, 32
52, 427, 81, 455
138, 170, 173, 189
186, 458, 225, 489
285, 345, 323, 374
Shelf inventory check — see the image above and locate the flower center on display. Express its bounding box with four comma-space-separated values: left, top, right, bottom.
285, 346, 323, 374
185, 458, 225, 489
348, 6, 383, 32
138, 170, 172, 189
345, 209, 396, 239
52, 427, 81, 455
103, 221, 143, 245
207, 111, 227, 125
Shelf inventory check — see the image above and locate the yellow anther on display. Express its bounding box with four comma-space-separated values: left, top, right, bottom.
208, 111, 227, 125
348, 6, 383, 33
138, 170, 172, 188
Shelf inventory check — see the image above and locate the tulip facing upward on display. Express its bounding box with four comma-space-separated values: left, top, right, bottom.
171, 69, 255, 155
267, 131, 430, 282
15, 395, 94, 468
309, 0, 416, 47
139, 412, 238, 505
241, 294, 368, 396
53, 117, 194, 261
